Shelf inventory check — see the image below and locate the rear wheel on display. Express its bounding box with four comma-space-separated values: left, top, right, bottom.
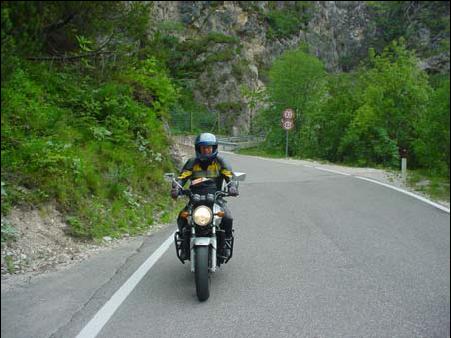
194, 246, 210, 301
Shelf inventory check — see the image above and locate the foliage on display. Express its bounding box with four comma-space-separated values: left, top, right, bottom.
1, 53, 179, 239
236, 145, 284, 158
216, 102, 243, 133
240, 85, 268, 134
266, 2, 313, 40
367, 1, 450, 56
407, 169, 450, 201
1, 1, 152, 81
3, 1, 151, 54
147, 30, 240, 81
414, 76, 450, 176
232, 59, 250, 81
2, 60, 178, 237
256, 39, 448, 179
259, 47, 327, 156
1, 1, 449, 240
145, 28, 243, 134
119, 58, 178, 119
169, 88, 216, 134
1, 219, 18, 244
338, 40, 432, 167
206, 32, 240, 44
1, 5, 20, 81
326, 74, 362, 161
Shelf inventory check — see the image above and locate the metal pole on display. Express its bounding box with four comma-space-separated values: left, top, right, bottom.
285, 129, 288, 158
401, 157, 407, 179
217, 111, 220, 134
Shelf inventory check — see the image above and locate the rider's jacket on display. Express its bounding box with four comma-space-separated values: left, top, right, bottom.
177, 156, 233, 195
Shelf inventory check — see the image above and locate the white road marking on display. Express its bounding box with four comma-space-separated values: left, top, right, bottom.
239, 153, 449, 213
314, 167, 351, 176
227, 153, 449, 214
76, 233, 175, 338
355, 176, 450, 213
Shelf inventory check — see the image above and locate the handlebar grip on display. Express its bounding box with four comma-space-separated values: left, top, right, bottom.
181, 190, 191, 196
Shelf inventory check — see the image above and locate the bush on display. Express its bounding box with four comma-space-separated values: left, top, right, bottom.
266, 3, 312, 40
1, 60, 178, 239
414, 76, 450, 177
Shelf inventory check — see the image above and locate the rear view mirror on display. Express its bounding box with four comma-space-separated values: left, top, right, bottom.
232, 172, 246, 182
164, 173, 174, 182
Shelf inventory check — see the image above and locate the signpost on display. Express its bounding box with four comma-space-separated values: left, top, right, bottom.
399, 148, 408, 179
281, 109, 295, 158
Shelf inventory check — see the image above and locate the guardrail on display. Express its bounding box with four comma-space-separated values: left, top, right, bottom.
172, 135, 265, 152
217, 135, 265, 151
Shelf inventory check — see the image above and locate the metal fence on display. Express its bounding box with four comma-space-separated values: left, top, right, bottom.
172, 135, 265, 152
217, 135, 265, 151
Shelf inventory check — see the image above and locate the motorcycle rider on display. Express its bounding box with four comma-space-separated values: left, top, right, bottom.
171, 132, 238, 260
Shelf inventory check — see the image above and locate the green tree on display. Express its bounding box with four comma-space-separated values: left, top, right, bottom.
414, 76, 450, 176
339, 39, 432, 167
261, 47, 327, 156
240, 85, 267, 134
1, 1, 152, 80
0, 2, 183, 238
367, 1, 450, 56
314, 73, 361, 161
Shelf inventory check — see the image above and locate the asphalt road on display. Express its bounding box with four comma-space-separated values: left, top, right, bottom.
2, 153, 450, 338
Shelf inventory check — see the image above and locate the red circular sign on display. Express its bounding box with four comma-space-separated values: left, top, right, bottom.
282, 109, 294, 120
282, 120, 294, 130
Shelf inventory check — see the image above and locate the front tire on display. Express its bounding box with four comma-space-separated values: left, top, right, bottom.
194, 246, 210, 301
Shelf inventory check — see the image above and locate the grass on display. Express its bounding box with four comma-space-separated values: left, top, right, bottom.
1, 60, 182, 240
407, 170, 450, 202
4, 255, 15, 274
236, 146, 284, 158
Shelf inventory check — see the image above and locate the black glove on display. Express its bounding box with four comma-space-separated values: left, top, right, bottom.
171, 182, 181, 199
171, 187, 180, 199
228, 184, 239, 196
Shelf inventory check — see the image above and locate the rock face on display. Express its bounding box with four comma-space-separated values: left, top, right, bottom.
149, 1, 448, 133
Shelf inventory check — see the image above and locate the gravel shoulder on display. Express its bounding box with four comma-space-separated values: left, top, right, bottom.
235, 152, 450, 210
293, 158, 449, 210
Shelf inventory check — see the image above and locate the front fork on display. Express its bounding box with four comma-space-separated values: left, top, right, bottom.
190, 227, 217, 273
175, 227, 234, 268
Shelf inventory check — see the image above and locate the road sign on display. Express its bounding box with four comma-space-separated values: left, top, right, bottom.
281, 108, 295, 158
282, 108, 294, 120
282, 120, 294, 130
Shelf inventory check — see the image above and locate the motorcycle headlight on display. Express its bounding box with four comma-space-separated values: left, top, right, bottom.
192, 206, 213, 226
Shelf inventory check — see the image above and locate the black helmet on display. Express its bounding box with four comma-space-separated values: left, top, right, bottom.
195, 133, 218, 162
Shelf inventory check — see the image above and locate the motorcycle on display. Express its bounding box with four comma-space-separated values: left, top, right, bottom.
164, 172, 246, 301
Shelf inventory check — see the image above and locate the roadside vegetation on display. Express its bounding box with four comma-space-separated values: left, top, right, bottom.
1, 1, 449, 249
240, 40, 449, 201
1, 2, 185, 240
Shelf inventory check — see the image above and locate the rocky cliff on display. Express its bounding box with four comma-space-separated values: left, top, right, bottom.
149, 1, 449, 134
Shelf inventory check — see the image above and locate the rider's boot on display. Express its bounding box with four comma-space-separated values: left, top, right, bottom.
180, 228, 190, 260
224, 233, 233, 258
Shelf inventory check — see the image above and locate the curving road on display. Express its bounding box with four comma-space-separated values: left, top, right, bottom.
2, 153, 450, 338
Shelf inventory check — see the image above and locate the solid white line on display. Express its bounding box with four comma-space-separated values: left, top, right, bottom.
314, 167, 351, 176
227, 152, 449, 213
76, 233, 175, 338
355, 176, 450, 213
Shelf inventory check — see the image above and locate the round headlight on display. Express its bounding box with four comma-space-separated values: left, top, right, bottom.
192, 206, 213, 226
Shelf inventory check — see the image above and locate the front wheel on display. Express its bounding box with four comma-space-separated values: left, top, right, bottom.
194, 246, 210, 301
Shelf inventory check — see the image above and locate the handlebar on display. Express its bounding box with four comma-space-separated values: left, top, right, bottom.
180, 189, 192, 197
172, 178, 234, 200
215, 191, 230, 198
